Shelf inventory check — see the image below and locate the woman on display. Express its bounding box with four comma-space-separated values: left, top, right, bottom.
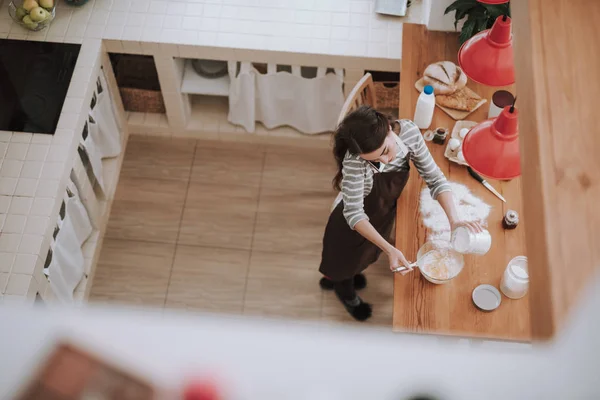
319, 106, 481, 321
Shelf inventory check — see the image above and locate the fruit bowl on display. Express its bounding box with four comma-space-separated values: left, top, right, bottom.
8, 0, 55, 32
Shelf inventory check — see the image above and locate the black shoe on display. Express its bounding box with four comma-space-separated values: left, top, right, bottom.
334, 292, 372, 322
319, 277, 335, 290
319, 274, 367, 291
353, 273, 367, 290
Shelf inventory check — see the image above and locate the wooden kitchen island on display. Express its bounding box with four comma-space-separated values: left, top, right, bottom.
393, 24, 531, 341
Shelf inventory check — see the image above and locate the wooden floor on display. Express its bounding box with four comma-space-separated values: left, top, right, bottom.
89, 135, 395, 327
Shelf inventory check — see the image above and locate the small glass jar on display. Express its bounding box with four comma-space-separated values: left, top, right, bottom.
451, 226, 492, 255
500, 256, 529, 299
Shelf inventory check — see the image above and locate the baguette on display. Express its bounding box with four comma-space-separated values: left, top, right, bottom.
436, 88, 481, 112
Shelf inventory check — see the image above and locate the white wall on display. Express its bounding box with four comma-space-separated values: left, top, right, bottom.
425, 0, 461, 32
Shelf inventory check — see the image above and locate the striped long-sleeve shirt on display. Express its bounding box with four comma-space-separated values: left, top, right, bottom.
341, 119, 451, 229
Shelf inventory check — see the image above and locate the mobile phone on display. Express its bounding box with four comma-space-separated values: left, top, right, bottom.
367, 161, 385, 173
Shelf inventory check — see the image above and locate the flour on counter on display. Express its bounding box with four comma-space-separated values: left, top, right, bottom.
420, 182, 491, 241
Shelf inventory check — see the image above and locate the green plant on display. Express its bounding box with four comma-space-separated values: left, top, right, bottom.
444, 0, 511, 45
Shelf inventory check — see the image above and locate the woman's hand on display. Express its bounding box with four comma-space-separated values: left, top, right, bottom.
386, 247, 413, 275
451, 220, 484, 233
436, 192, 484, 235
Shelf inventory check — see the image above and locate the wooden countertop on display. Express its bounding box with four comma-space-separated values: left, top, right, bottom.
393, 24, 531, 341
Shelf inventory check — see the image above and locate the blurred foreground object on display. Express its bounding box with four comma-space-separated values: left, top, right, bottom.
0, 271, 599, 399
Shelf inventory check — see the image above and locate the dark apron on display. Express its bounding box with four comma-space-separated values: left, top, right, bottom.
319, 169, 410, 281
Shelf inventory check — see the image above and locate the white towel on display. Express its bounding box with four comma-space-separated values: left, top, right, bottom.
66, 180, 93, 246
47, 180, 94, 303
80, 118, 106, 195
91, 76, 122, 158
48, 215, 85, 303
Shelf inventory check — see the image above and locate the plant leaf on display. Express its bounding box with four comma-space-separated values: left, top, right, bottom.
476, 15, 488, 34
445, 0, 480, 31
459, 17, 477, 45
482, 2, 511, 20
445, 0, 478, 13
444, 0, 462, 15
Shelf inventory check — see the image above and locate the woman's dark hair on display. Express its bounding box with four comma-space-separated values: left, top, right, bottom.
332, 105, 390, 191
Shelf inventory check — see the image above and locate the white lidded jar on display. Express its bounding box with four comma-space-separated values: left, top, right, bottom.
414, 85, 435, 129
500, 256, 529, 299
451, 226, 492, 255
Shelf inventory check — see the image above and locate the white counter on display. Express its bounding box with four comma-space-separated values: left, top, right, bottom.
0, 0, 420, 304
1, 0, 420, 63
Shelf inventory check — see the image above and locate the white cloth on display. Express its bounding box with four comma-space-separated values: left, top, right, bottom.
66, 180, 93, 246
49, 215, 84, 303
90, 71, 122, 158
228, 62, 344, 134
80, 117, 106, 195
47, 180, 94, 302
98, 68, 122, 131
420, 182, 491, 242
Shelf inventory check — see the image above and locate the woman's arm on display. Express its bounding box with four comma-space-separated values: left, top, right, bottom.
400, 120, 452, 199
437, 191, 459, 227
354, 220, 413, 272
437, 191, 483, 232
341, 157, 413, 272
401, 120, 482, 233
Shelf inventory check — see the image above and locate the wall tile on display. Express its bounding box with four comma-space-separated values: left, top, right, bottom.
12, 254, 37, 275
6, 143, 29, 160
3, 214, 26, 234
0, 253, 15, 273
18, 234, 44, 255
14, 178, 38, 197
8, 196, 32, 215
0, 195, 11, 213
0, 160, 24, 178
5, 274, 33, 296
0, 233, 21, 253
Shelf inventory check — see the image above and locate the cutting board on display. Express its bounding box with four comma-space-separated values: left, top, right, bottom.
415, 78, 487, 120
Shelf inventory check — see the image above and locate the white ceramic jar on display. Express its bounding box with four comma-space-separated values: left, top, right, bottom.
451, 226, 492, 255
500, 256, 529, 299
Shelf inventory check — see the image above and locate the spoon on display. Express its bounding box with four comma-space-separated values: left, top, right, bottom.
392, 248, 449, 274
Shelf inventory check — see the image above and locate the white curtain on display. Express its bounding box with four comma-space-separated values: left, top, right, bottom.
228, 62, 344, 134
47, 179, 93, 303
91, 70, 122, 158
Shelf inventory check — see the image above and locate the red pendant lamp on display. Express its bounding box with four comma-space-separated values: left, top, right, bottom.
477, 0, 509, 4
462, 104, 520, 180
458, 15, 515, 86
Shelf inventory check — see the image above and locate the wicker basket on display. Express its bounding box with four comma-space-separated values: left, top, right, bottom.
109, 54, 165, 113
119, 87, 166, 113
374, 81, 399, 109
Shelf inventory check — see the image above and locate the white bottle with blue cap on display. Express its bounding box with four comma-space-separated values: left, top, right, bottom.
414, 84, 436, 129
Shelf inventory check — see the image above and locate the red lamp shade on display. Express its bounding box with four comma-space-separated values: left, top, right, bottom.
477, 0, 509, 4
462, 106, 520, 180
458, 15, 515, 86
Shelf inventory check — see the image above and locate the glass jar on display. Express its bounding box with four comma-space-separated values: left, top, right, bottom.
8, 0, 55, 32
500, 256, 529, 299
451, 226, 492, 255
